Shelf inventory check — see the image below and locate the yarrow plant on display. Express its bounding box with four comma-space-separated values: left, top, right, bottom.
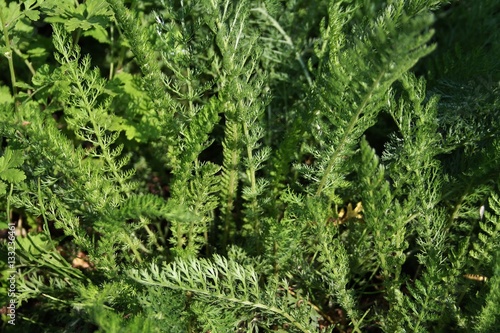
1, 0, 499, 332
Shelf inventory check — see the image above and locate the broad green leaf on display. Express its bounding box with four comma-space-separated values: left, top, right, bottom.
0, 148, 26, 184
86, 0, 112, 17
0, 86, 13, 104
24, 0, 38, 8
0, 169, 26, 183
0, 220, 9, 229
14, 81, 33, 90
111, 118, 140, 141
5, 148, 23, 168
0, 149, 12, 169
1, 2, 21, 29
27, 46, 49, 57
42, 0, 79, 21
24, 9, 40, 21
83, 25, 110, 44
65, 17, 92, 31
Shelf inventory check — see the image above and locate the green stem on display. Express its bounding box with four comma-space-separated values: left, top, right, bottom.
21, 83, 50, 105
12, 48, 36, 76
109, 23, 115, 80
72, 28, 82, 53
6, 184, 13, 225
0, 7, 18, 109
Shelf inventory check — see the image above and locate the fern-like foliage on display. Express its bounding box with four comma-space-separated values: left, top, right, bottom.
471, 189, 500, 332
105, 0, 175, 131
130, 254, 319, 332
470, 191, 500, 269
1, 0, 499, 332
298, 3, 435, 203
357, 138, 409, 281
474, 252, 500, 332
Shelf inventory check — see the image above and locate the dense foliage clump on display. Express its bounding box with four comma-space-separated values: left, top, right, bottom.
1, 0, 499, 332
